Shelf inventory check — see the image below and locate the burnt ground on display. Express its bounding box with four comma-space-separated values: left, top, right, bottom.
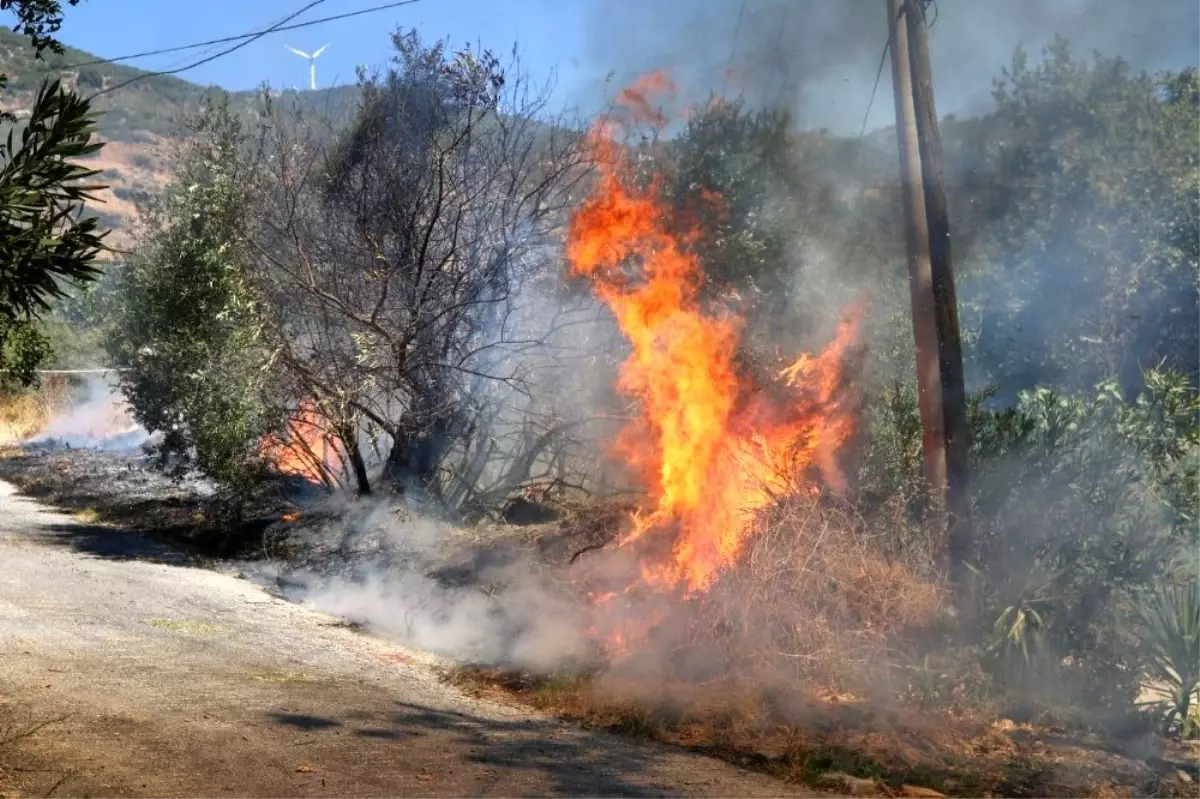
0, 448, 823, 799
0, 444, 285, 562
0, 444, 1197, 798
0, 444, 620, 571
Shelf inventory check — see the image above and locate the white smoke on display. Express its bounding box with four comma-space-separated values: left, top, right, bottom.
25, 376, 152, 452
248, 501, 591, 670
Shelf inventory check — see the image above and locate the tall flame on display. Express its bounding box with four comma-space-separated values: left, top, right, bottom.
567, 74, 862, 600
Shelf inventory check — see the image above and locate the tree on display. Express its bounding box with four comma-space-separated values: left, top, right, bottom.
107, 99, 273, 489
650, 96, 908, 387
0, 0, 108, 386
0, 0, 79, 54
246, 30, 590, 502
950, 40, 1199, 402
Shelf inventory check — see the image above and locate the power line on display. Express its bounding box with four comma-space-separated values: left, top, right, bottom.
67, 0, 423, 72
857, 26, 893, 141
84, 0, 330, 101
858, 0, 934, 141
720, 0, 746, 99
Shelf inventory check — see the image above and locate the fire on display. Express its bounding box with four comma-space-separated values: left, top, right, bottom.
566, 75, 862, 609
614, 71, 676, 128
259, 399, 346, 487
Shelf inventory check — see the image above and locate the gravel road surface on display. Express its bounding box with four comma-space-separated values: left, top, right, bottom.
0, 479, 811, 798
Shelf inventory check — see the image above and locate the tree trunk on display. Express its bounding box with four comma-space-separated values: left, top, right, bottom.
383, 414, 452, 503
338, 423, 372, 497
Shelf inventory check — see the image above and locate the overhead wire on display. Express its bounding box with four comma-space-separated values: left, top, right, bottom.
719, 0, 746, 99
857, 0, 942, 142
83, 0, 334, 100
66, 0, 424, 71
857, 22, 893, 142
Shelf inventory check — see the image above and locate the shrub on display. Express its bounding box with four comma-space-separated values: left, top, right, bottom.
107, 98, 275, 491
858, 365, 1198, 728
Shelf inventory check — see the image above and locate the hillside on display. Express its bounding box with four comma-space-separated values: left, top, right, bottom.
0, 26, 360, 245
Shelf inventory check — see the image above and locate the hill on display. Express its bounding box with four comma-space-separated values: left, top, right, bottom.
0, 26, 360, 245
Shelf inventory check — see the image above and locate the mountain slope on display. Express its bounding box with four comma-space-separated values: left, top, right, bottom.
1, 26, 360, 244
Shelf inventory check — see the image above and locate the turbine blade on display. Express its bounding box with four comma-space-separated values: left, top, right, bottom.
312, 43, 330, 58
284, 45, 310, 58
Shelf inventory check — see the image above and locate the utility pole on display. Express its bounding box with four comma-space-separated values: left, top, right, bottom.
886, 0, 972, 592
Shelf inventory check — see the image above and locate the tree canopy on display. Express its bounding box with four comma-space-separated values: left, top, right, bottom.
0, 0, 108, 386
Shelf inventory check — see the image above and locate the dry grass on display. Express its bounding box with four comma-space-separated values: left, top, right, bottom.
567, 492, 950, 696
142, 618, 225, 636
697, 493, 947, 688
451, 664, 1188, 797
447, 492, 1183, 797
72, 508, 101, 524
0, 378, 68, 444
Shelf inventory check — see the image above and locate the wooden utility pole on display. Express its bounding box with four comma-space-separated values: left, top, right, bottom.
886, 0, 972, 591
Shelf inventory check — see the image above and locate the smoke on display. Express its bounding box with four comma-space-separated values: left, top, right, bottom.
218, 10, 1193, 764
25, 376, 152, 453
576, 0, 1199, 134
248, 499, 592, 671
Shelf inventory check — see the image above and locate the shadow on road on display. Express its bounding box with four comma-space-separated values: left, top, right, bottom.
267, 700, 678, 798
29, 522, 196, 566
0, 450, 278, 563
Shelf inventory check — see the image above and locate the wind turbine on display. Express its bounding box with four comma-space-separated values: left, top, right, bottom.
284, 43, 330, 91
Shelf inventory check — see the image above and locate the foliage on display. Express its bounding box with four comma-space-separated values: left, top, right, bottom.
0, 0, 108, 386
0, 0, 77, 55
37, 267, 120, 369
654, 98, 875, 362
246, 29, 587, 500
853, 364, 1198, 727
1136, 578, 1200, 738
953, 41, 1199, 401
0, 79, 106, 318
107, 99, 273, 488
659, 100, 792, 307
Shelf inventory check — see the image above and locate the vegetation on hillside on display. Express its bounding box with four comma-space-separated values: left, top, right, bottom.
2, 10, 1190, 795
0, 25, 361, 142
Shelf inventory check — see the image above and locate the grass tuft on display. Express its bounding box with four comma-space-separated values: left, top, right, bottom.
142, 618, 225, 636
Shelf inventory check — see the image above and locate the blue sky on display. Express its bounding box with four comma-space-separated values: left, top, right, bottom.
8, 0, 1199, 134
51, 0, 590, 99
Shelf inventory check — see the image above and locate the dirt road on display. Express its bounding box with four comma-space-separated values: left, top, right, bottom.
0, 480, 810, 798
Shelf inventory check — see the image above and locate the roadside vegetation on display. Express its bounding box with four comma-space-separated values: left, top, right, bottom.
3, 5, 1197, 796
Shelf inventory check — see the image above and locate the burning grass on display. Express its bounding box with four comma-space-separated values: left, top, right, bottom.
258, 399, 349, 490
446, 478, 1192, 797
449, 496, 949, 788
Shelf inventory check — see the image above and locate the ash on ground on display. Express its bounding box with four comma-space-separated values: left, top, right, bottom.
0, 443, 608, 670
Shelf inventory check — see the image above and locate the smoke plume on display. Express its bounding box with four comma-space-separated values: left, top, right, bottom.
250, 500, 591, 671
576, 0, 1198, 133
25, 376, 151, 453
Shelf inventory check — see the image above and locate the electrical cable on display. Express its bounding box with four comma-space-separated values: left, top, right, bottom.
857, 28, 892, 141
859, 0, 938, 141
720, 0, 746, 99
84, 0, 331, 100
66, 0, 424, 71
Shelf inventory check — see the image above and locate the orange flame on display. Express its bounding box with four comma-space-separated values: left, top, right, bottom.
259, 399, 346, 487
567, 75, 862, 604
614, 71, 676, 128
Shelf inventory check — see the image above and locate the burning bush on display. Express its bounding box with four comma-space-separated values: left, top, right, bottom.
559, 71, 892, 662
573, 492, 945, 693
